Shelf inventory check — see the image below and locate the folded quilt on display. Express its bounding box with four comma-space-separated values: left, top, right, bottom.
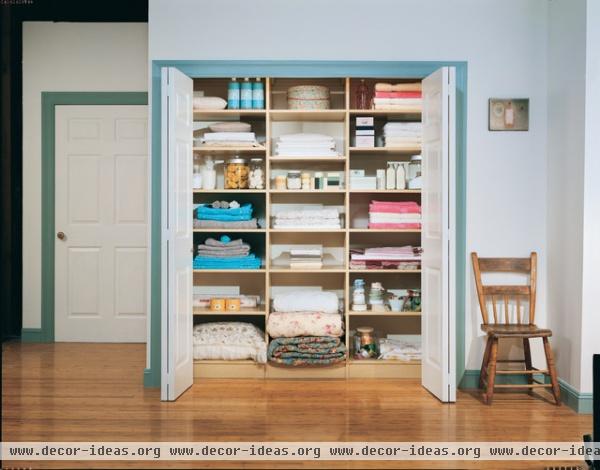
194, 218, 259, 229
273, 290, 339, 314
375, 82, 422, 92
267, 312, 344, 337
349, 260, 421, 270
193, 321, 267, 363
268, 336, 346, 366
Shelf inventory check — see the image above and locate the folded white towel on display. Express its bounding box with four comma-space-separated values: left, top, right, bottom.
274, 208, 340, 220
273, 290, 340, 313
369, 213, 421, 224
384, 122, 422, 130
202, 132, 256, 142
278, 133, 335, 143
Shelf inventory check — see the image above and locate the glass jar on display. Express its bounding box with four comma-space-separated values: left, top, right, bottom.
353, 326, 379, 359
224, 157, 249, 189
408, 154, 422, 181
286, 171, 302, 190
301, 172, 311, 190
248, 158, 265, 189
274, 175, 287, 190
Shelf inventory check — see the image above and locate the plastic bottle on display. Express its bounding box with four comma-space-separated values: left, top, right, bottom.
202, 156, 223, 190
396, 163, 406, 190
227, 78, 240, 109
241, 78, 252, 109
252, 78, 264, 109
193, 155, 203, 189
386, 162, 396, 190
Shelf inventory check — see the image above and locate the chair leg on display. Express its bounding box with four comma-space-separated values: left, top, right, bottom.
523, 338, 534, 394
479, 336, 493, 389
543, 337, 561, 406
484, 337, 498, 404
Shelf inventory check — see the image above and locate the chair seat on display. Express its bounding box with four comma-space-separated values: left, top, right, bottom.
480, 323, 552, 337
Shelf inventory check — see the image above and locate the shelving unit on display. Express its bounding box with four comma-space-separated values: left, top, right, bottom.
192, 76, 422, 380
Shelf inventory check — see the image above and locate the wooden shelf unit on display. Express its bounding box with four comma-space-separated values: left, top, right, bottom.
192, 76, 422, 380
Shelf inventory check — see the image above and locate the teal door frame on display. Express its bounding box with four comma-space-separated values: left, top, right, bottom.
146, 60, 467, 388
23, 92, 148, 343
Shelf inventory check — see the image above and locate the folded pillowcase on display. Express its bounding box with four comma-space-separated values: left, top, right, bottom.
193, 96, 227, 110
209, 121, 252, 132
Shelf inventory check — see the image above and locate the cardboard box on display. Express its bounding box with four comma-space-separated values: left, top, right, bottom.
356, 116, 374, 126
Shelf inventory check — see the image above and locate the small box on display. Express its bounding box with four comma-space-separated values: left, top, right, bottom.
350, 176, 377, 190
356, 129, 375, 136
356, 116, 374, 127
326, 172, 341, 188
355, 135, 375, 147
350, 169, 365, 177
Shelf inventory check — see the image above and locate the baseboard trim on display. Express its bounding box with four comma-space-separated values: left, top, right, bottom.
21, 328, 45, 342
144, 368, 159, 388
459, 369, 592, 414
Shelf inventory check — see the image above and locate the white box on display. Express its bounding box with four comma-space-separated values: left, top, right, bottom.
355, 129, 375, 136
356, 116, 374, 126
350, 176, 377, 190
355, 135, 375, 147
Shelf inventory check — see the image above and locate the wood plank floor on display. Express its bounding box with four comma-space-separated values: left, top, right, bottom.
2, 341, 592, 469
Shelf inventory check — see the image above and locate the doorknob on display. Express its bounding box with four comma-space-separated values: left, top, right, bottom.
57, 231, 66, 240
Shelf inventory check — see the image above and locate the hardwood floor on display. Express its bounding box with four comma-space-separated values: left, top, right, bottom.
2, 341, 592, 469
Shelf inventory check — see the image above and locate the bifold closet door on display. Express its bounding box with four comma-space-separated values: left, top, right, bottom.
421, 67, 456, 403
161, 67, 194, 401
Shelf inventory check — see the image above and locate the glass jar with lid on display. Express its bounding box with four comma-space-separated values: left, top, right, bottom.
248, 158, 265, 189
286, 170, 302, 190
408, 154, 422, 180
224, 156, 249, 189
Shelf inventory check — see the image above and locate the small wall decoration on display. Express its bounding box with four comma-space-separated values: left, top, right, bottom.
488, 98, 529, 131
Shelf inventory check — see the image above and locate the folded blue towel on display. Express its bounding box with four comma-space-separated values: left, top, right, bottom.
197, 203, 253, 222
193, 253, 261, 270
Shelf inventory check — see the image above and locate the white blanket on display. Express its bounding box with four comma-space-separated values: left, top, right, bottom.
273, 290, 340, 314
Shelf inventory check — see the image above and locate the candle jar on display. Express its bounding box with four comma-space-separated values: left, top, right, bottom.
353, 326, 379, 359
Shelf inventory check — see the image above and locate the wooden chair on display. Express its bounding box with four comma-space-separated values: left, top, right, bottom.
471, 252, 561, 405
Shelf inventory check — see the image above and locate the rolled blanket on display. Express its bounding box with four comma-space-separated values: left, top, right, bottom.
273, 290, 339, 314
268, 337, 346, 366
194, 218, 259, 229
267, 312, 343, 337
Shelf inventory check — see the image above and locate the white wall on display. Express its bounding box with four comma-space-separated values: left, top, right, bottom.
149, 0, 551, 370
580, 0, 600, 393
546, 0, 587, 391
22, 22, 148, 329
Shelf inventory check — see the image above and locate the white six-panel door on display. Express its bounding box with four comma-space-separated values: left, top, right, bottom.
161, 67, 194, 401
55, 105, 148, 342
421, 67, 456, 402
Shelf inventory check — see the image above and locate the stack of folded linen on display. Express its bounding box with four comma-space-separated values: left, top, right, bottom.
272, 208, 341, 229
368, 200, 421, 229
383, 122, 422, 148
275, 133, 338, 157
194, 201, 259, 229
349, 245, 422, 270
289, 248, 323, 269
193, 322, 267, 363
200, 132, 259, 147
378, 335, 421, 362
193, 235, 261, 270
372, 82, 422, 110
267, 290, 346, 366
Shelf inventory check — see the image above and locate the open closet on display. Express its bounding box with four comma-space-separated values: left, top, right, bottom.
160, 66, 456, 403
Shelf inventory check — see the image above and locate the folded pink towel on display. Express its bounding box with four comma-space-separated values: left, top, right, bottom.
369, 201, 421, 214
368, 223, 422, 229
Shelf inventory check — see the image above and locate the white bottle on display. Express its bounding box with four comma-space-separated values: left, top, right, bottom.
202, 156, 217, 190
395, 163, 406, 190
193, 155, 203, 189
386, 163, 396, 190
376, 169, 386, 190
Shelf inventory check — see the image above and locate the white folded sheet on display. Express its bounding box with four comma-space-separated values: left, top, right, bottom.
274, 208, 339, 219
202, 132, 256, 142
272, 290, 340, 313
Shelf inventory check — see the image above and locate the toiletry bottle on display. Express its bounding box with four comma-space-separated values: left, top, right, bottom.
193, 154, 203, 189
386, 162, 396, 190
252, 78, 264, 109
376, 169, 386, 190
227, 78, 240, 109
395, 163, 406, 190
241, 78, 253, 109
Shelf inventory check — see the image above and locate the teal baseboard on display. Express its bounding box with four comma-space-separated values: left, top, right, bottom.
144, 368, 160, 388
459, 369, 592, 414
21, 328, 46, 342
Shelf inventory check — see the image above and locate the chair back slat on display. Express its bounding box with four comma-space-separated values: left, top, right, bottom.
471, 252, 537, 326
